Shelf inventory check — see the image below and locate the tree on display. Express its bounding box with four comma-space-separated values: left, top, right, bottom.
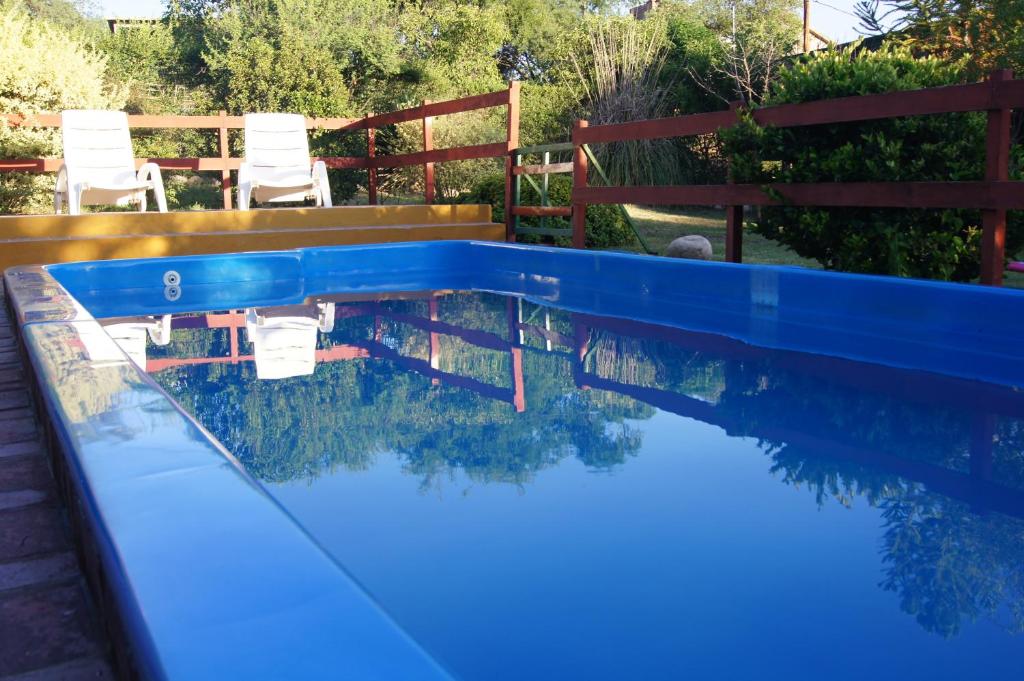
0, 2, 124, 213
656, 0, 801, 106
99, 22, 177, 113
722, 46, 1024, 281
855, 0, 1024, 77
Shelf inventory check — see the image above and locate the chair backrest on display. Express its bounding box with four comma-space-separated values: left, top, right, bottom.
61, 110, 136, 185
243, 113, 313, 184
245, 307, 320, 379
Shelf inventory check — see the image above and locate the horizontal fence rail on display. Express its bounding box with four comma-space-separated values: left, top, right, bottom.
570, 69, 1024, 286
0, 83, 520, 212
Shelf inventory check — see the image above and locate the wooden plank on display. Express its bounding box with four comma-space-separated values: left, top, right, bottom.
368, 142, 507, 169
572, 120, 588, 248
515, 142, 575, 154
573, 181, 1024, 210
366, 127, 377, 205
981, 69, 1014, 286
315, 156, 369, 170
358, 89, 510, 130
725, 205, 743, 262
513, 162, 573, 176
511, 206, 572, 217
574, 79, 1024, 145
753, 79, 1013, 129
1, 113, 357, 130
505, 81, 521, 243
0, 156, 365, 173
515, 226, 573, 237
575, 110, 736, 144
423, 101, 435, 205
725, 100, 743, 263
218, 111, 232, 210
0, 157, 240, 172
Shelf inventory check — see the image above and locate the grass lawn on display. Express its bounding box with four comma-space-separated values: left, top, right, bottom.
621, 205, 817, 268
621, 205, 1024, 289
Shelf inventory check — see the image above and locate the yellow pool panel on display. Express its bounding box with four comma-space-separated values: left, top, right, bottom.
0, 205, 504, 269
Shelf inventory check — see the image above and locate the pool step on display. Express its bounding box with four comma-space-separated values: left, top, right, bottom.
0, 204, 505, 269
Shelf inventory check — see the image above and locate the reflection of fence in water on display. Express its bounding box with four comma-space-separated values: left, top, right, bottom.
145, 296, 527, 412
141, 296, 1024, 520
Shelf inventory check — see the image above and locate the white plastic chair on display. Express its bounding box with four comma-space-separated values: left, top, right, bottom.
238, 113, 332, 210
244, 304, 335, 380
99, 315, 172, 368
55, 110, 167, 215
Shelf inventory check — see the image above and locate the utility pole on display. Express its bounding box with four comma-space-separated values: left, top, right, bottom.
803, 0, 811, 53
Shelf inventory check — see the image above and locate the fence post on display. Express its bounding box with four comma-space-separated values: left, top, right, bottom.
981, 68, 1013, 286
572, 120, 589, 249
505, 80, 521, 242
218, 110, 231, 210
422, 100, 434, 204
367, 126, 377, 205
725, 101, 744, 263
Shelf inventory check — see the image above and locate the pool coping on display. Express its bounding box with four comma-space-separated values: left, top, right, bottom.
6, 240, 1024, 679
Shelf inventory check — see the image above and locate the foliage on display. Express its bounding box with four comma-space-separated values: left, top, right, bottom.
203, 4, 354, 117
855, 0, 1024, 77
566, 16, 679, 186
659, 0, 802, 106
0, 2, 124, 213
659, 2, 732, 115
20, 0, 102, 33
722, 46, 1023, 281
520, 81, 577, 146
461, 172, 635, 249
98, 22, 178, 113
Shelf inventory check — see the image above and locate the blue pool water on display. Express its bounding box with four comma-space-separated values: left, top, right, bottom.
122, 289, 1023, 680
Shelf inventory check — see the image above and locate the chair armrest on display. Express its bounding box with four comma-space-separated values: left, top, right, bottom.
137, 162, 164, 186
55, 164, 69, 192
311, 160, 332, 207
238, 161, 253, 185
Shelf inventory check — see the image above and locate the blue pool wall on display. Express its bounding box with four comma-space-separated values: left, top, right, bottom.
6, 240, 1024, 680
42, 240, 1024, 387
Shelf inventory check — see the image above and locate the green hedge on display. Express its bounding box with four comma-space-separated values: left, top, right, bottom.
459, 173, 635, 250
721, 46, 1022, 282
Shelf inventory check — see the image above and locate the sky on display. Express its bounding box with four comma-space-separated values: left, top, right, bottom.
97, 0, 873, 45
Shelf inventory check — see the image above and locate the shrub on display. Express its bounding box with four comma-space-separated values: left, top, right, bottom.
0, 4, 124, 214
721, 46, 1023, 281
460, 172, 635, 250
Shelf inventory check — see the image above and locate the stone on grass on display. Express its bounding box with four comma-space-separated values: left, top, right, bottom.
666, 235, 712, 260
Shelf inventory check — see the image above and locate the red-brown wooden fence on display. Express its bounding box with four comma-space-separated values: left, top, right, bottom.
571, 69, 1024, 286
0, 82, 520, 213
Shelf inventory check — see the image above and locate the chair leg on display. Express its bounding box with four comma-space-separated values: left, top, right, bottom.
54, 190, 64, 215
153, 182, 168, 213
68, 188, 82, 216
139, 193, 147, 212
238, 183, 252, 211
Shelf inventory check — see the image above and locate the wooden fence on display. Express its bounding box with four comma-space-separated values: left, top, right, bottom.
570, 69, 1024, 286
0, 82, 520, 223
6, 72, 1024, 284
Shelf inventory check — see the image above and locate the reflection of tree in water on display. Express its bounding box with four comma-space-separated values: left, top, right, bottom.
715, 359, 1024, 640
147, 291, 1024, 642
880, 488, 1024, 638
155, 293, 653, 487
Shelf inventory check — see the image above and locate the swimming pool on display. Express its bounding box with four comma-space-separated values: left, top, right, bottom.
6, 241, 1024, 679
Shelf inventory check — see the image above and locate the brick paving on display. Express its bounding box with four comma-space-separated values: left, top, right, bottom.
0, 286, 114, 681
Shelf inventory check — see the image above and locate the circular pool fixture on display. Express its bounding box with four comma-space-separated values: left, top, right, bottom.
163, 270, 181, 287
164, 285, 181, 301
